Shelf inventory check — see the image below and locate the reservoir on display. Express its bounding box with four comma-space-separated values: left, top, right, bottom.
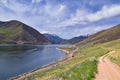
0, 44, 67, 80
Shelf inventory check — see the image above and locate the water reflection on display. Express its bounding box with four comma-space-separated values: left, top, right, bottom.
0, 44, 66, 80
0, 44, 42, 52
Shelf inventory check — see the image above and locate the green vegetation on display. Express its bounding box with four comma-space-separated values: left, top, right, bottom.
23, 43, 109, 80
0, 29, 13, 36
0, 20, 50, 44
102, 39, 120, 66
15, 24, 120, 80
23, 40, 120, 80
0, 27, 23, 43
52, 59, 97, 80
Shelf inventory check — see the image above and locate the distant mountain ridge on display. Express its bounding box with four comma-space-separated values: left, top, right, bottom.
43, 33, 88, 44
0, 20, 50, 44
64, 35, 88, 44
43, 33, 63, 44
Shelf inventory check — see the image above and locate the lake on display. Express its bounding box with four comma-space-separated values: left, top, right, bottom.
0, 44, 68, 80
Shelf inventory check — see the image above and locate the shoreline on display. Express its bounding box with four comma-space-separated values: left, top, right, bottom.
11, 47, 76, 80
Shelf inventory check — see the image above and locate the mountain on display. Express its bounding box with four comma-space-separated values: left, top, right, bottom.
43, 33, 88, 44
43, 33, 63, 44
78, 24, 120, 45
62, 35, 88, 44
0, 20, 50, 44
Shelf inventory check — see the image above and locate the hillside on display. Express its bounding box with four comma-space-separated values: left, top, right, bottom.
78, 24, 120, 45
0, 20, 50, 44
19, 24, 120, 80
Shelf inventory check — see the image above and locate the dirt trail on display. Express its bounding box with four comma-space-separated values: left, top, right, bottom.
95, 51, 120, 80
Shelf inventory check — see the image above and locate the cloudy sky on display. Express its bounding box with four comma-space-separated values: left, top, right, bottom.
0, 0, 120, 39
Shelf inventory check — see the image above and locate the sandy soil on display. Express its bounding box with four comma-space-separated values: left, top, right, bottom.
95, 51, 120, 80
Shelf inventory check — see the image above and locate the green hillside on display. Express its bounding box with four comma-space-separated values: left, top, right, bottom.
0, 20, 50, 44
15, 24, 120, 80
77, 24, 120, 45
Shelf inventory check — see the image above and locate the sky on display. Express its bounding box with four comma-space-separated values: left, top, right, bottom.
0, 0, 120, 39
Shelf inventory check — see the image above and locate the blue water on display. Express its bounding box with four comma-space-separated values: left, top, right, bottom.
0, 44, 67, 80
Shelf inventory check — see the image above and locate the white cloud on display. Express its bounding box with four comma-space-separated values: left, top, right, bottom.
87, 5, 120, 22
0, 0, 66, 28
40, 30, 55, 34
61, 24, 113, 39
0, 0, 120, 38
3, 0, 32, 14
59, 10, 88, 27
59, 4, 120, 27
40, 31, 50, 34
59, 4, 65, 12
32, 0, 42, 3
44, 4, 66, 18
0, 0, 7, 4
